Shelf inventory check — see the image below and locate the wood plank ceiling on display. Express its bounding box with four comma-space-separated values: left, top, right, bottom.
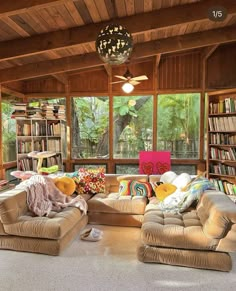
0, 0, 235, 85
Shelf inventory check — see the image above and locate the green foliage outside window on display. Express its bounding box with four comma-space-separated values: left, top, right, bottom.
2, 102, 16, 162
157, 93, 200, 158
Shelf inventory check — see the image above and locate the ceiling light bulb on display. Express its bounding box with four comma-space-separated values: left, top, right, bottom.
122, 82, 134, 94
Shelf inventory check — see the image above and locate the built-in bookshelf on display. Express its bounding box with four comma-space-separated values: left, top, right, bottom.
207, 89, 236, 198
16, 118, 65, 172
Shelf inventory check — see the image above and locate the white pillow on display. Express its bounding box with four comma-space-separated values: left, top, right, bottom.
172, 173, 191, 189
160, 171, 177, 184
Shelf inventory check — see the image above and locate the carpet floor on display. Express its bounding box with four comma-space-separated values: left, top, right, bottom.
0, 225, 236, 291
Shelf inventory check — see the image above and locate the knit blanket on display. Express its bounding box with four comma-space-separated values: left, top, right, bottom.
15, 175, 88, 217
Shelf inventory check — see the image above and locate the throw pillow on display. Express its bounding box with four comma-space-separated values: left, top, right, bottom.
154, 183, 177, 201
119, 180, 152, 197
130, 181, 152, 197
54, 176, 76, 196
67, 168, 105, 195
119, 180, 132, 196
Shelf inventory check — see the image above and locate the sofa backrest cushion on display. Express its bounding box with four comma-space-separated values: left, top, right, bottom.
197, 190, 236, 251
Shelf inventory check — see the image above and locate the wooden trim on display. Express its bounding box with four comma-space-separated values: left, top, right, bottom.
207, 88, 236, 95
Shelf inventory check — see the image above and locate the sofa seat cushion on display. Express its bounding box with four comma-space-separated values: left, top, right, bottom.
87, 193, 147, 215
141, 204, 219, 251
4, 207, 84, 240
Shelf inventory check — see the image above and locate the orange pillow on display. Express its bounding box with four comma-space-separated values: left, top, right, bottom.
155, 183, 177, 201
54, 176, 76, 196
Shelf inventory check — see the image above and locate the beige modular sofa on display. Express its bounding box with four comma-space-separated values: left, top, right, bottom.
0, 173, 236, 272
0, 188, 87, 255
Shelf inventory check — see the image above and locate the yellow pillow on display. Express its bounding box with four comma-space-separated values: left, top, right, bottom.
155, 183, 177, 201
54, 177, 76, 196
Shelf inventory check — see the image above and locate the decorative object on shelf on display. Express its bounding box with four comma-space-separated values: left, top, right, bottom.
28, 151, 56, 173
96, 24, 133, 65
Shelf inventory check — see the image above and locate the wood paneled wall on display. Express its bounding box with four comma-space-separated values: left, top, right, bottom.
206, 43, 236, 89
24, 77, 66, 94
70, 69, 108, 94
158, 50, 201, 90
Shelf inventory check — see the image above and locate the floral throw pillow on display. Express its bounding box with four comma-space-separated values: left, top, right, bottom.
66, 168, 105, 195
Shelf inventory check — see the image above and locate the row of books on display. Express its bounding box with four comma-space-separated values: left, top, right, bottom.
210, 147, 236, 160
209, 164, 236, 176
47, 139, 61, 152
17, 141, 32, 154
18, 155, 62, 171
210, 178, 236, 195
209, 97, 236, 114
208, 116, 236, 132
209, 133, 236, 145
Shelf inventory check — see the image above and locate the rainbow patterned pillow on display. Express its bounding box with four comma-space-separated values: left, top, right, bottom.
119, 180, 152, 197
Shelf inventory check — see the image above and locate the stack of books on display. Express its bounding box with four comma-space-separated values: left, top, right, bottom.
11, 103, 28, 119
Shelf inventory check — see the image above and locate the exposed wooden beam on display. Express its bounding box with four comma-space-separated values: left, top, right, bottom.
1, 26, 236, 83
202, 45, 219, 60
103, 64, 112, 77
52, 73, 68, 85
0, 0, 235, 61
1, 86, 25, 98
0, 1, 76, 17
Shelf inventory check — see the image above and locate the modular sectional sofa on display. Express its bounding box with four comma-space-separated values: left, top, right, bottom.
0, 174, 236, 272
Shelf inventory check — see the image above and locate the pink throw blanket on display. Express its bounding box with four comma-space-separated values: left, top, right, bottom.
16, 175, 88, 217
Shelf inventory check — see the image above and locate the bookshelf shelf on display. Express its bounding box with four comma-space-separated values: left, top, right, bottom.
16, 118, 65, 172
207, 89, 236, 196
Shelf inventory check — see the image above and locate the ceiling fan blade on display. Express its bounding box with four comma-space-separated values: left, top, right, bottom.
114, 75, 127, 80
111, 80, 125, 84
130, 80, 140, 85
131, 75, 148, 81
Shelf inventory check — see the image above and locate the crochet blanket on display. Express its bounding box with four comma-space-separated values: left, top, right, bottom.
15, 175, 88, 217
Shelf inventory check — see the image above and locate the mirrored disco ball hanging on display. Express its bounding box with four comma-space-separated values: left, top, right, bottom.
96, 24, 133, 65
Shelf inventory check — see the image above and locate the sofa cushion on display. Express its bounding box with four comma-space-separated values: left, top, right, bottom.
4, 207, 85, 240
87, 193, 147, 215
142, 204, 217, 251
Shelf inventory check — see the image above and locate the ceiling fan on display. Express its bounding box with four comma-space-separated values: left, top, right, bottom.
111, 68, 148, 86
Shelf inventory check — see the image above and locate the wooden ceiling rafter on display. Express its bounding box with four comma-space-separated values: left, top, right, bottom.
0, 1, 77, 18
0, 25, 236, 84
52, 73, 68, 84
0, 0, 235, 62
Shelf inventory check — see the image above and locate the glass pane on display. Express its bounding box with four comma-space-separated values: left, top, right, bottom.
2, 102, 16, 162
157, 93, 200, 159
113, 95, 153, 158
115, 164, 139, 174
72, 97, 109, 159
171, 164, 196, 175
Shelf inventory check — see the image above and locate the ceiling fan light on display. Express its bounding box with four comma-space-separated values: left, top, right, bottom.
122, 82, 134, 94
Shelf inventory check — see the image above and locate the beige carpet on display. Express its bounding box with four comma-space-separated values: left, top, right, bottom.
0, 225, 236, 291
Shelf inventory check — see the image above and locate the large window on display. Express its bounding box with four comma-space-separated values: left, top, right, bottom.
157, 93, 200, 159
113, 95, 153, 158
72, 97, 109, 159
2, 102, 16, 163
